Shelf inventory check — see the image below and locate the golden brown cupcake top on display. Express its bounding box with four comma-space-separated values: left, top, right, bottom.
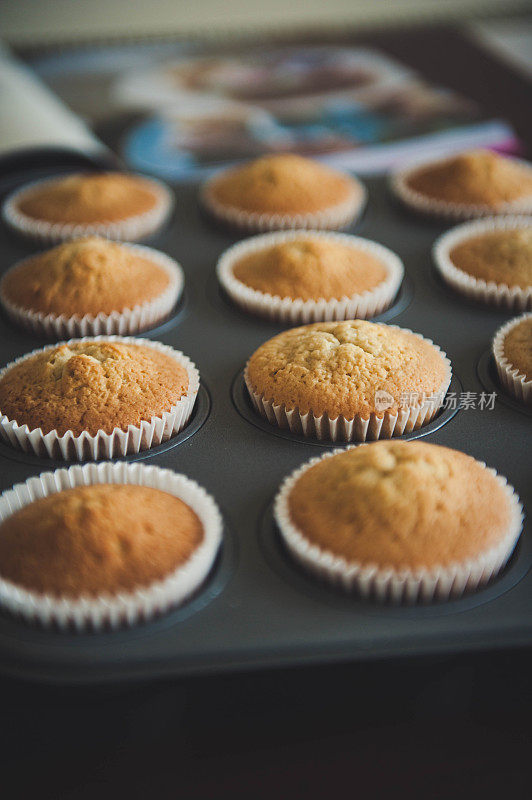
232, 238, 388, 301
209, 154, 356, 215
0, 341, 188, 436
0, 484, 203, 598
246, 320, 447, 418
288, 441, 512, 569
1, 237, 171, 317
406, 151, 532, 207
449, 227, 532, 290
503, 317, 532, 380
17, 173, 160, 224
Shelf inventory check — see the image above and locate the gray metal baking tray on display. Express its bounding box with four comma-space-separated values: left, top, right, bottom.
0, 155, 529, 685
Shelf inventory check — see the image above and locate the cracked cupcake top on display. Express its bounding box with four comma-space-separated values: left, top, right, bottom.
0, 341, 188, 436
405, 150, 532, 207
0, 484, 204, 598
16, 172, 160, 224
208, 154, 358, 215
246, 320, 447, 418
449, 227, 532, 290
287, 441, 513, 569
1, 237, 171, 317
232, 237, 388, 301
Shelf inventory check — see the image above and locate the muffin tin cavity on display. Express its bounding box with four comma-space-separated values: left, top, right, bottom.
231, 368, 462, 446
477, 350, 532, 417
258, 501, 532, 617
429, 258, 524, 312
207, 269, 414, 326
137, 288, 189, 337
0, 163, 530, 683
0, 288, 188, 348
0, 513, 237, 642
0, 383, 211, 467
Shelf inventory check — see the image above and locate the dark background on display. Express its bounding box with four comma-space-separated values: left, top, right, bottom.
3, 649, 532, 798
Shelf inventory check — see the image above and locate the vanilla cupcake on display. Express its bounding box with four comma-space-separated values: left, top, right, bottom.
0, 237, 183, 337
0, 461, 223, 629
0, 336, 199, 460
217, 231, 403, 323
274, 441, 523, 602
245, 320, 451, 442
434, 217, 532, 311
3, 172, 173, 244
492, 313, 532, 405
202, 154, 365, 232
392, 150, 532, 220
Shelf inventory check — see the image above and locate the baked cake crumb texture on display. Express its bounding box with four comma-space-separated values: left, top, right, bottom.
247, 320, 447, 417
0, 484, 204, 597
288, 441, 512, 569
0, 341, 188, 436
233, 238, 387, 300
450, 228, 532, 289
18, 173, 159, 224
407, 151, 532, 206
503, 317, 532, 379
211, 154, 356, 215
2, 237, 171, 316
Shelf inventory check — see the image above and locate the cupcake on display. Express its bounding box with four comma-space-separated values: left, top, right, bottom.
0, 237, 183, 337
2, 171, 173, 244
245, 320, 451, 442
391, 150, 532, 220
217, 231, 404, 323
0, 336, 199, 460
434, 217, 532, 311
492, 313, 532, 405
274, 441, 523, 602
201, 153, 365, 232
0, 461, 223, 629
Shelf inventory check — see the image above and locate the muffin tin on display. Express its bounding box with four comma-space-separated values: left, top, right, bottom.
0, 155, 530, 685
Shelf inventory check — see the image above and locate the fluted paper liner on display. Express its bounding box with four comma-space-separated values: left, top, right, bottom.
0, 335, 200, 461
492, 312, 532, 405
217, 230, 404, 323
433, 216, 532, 311
201, 170, 366, 232
274, 447, 524, 603
2, 173, 174, 245
244, 326, 452, 442
0, 243, 184, 338
0, 461, 223, 629
391, 154, 532, 221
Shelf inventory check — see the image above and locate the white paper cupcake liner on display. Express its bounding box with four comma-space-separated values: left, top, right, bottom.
0, 461, 223, 629
244, 326, 452, 442
0, 335, 200, 461
390, 154, 532, 221
216, 230, 404, 324
492, 312, 532, 405
201, 171, 366, 232
433, 216, 532, 311
2, 173, 174, 245
0, 243, 184, 338
274, 447, 524, 603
